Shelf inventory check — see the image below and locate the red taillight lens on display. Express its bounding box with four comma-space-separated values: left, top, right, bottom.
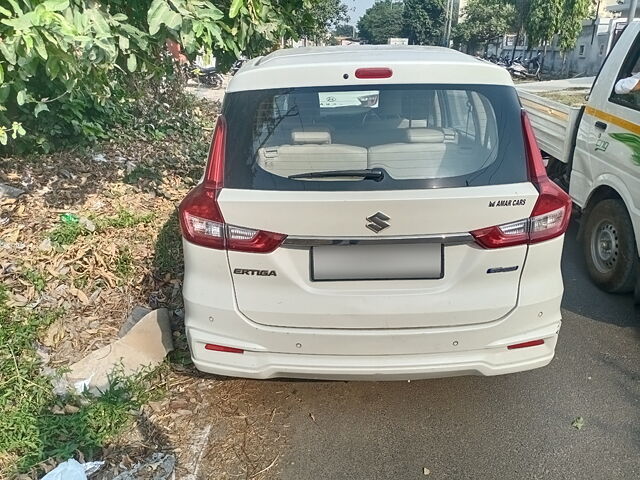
507, 339, 544, 350
178, 116, 286, 253
355, 67, 393, 79
471, 111, 571, 249
205, 343, 244, 354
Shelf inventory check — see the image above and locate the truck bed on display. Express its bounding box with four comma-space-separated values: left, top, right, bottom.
517, 89, 584, 164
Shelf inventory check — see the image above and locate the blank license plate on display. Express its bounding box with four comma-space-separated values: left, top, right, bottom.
311, 243, 443, 281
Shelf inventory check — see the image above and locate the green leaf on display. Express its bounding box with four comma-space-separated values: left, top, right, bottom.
33, 33, 48, 60
0, 85, 10, 103
118, 35, 130, 51
0, 128, 7, 145
1, 11, 36, 30
43, 0, 69, 12
127, 54, 137, 72
229, 0, 243, 18
0, 64, 3, 84
6, 0, 24, 16
16, 89, 26, 105
0, 40, 17, 65
0, 5, 11, 16
148, 0, 181, 35
34, 102, 49, 117
571, 416, 584, 430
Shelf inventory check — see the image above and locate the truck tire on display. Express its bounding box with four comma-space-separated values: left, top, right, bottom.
583, 199, 639, 293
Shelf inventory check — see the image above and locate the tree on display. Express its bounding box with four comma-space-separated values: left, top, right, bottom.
525, 0, 562, 49
452, 0, 515, 53
334, 24, 355, 37
357, 0, 405, 45
402, 0, 446, 45
0, 0, 309, 151
295, 0, 349, 42
557, 0, 591, 51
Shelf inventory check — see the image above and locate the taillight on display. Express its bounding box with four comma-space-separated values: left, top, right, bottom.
178, 116, 286, 253
471, 111, 572, 249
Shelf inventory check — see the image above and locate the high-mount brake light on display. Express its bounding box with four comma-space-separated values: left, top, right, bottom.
178, 116, 286, 252
355, 67, 393, 79
471, 110, 572, 249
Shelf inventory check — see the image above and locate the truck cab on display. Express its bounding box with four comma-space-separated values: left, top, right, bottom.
520, 21, 640, 301
573, 21, 640, 297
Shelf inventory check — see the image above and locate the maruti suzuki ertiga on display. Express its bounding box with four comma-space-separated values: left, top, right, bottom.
179, 46, 571, 380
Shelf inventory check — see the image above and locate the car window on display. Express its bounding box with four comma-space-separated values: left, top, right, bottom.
223, 84, 526, 191
609, 30, 640, 110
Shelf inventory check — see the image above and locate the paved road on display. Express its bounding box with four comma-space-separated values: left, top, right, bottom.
518, 77, 595, 92
246, 222, 639, 479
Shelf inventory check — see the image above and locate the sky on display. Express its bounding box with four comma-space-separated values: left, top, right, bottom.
347, 0, 375, 24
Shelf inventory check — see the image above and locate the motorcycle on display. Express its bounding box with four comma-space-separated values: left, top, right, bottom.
185, 63, 224, 88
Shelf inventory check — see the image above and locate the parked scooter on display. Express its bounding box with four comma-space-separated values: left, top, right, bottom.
507, 53, 542, 81
185, 63, 224, 88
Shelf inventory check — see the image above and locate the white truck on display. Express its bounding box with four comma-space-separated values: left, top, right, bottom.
519, 21, 640, 303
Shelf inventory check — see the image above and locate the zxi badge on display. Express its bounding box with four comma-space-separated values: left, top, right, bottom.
366, 212, 390, 233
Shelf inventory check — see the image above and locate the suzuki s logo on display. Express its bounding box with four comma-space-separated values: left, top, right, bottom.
365, 212, 390, 233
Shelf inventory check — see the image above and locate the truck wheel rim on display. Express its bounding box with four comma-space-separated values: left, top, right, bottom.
591, 220, 618, 273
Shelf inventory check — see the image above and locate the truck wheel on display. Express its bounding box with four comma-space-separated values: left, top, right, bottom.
583, 199, 638, 293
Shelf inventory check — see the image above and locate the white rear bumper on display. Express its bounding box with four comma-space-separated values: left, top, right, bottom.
183, 236, 565, 380
188, 330, 558, 380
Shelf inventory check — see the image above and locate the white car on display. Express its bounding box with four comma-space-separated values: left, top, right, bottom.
179, 46, 572, 380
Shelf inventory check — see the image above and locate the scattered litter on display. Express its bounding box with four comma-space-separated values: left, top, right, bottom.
112, 452, 175, 480
309, 412, 317, 424
40, 458, 104, 480
92, 153, 108, 163
423, 467, 431, 475
118, 305, 152, 337
64, 308, 173, 394
60, 212, 79, 224
38, 238, 53, 251
0, 182, 25, 199
79, 217, 96, 232
572, 416, 585, 430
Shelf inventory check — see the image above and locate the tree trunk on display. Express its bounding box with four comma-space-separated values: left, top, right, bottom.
511, 30, 520, 61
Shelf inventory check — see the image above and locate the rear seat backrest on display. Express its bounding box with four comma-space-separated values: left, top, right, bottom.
367, 128, 447, 179
257, 129, 367, 177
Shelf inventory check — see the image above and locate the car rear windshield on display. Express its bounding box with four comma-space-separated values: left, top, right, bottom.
223, 84, 527, 191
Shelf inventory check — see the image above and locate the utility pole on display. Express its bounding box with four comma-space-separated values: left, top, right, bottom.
628, 0, 638, 22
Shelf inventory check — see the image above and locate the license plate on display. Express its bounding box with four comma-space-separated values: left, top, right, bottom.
311, 243, 443, 281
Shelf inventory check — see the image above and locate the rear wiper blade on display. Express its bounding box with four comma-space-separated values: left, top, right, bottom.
288, 168, 384, 181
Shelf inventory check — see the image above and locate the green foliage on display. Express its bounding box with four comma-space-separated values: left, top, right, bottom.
97, 209, 155, 229
557, 0, 590, 51
113, 246, 134, 278
334, 23, 355, 37
0, 286, 165, 475
357, 0, 405, 45
295, 0, 348, 41
49, 220, 88, 245
402, 0, 446, 45
525, 0, 562, 47
0, 0, 313, 154
453, 0, 515, 51
23, 269, 47, 293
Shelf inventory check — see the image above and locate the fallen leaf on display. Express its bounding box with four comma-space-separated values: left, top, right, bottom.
572, 416, 585, 430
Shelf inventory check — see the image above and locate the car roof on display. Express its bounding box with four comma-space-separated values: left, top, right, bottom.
228, 45, 513, 93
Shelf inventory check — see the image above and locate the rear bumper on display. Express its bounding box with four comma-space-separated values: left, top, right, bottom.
183, 236, 565, 380
188, 331, 558, 380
